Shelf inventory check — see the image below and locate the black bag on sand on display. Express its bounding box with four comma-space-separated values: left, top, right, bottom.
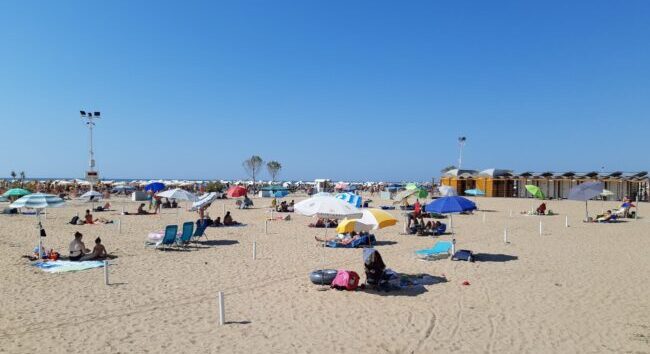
69, 216, 79, 225
452, 250, 474, 262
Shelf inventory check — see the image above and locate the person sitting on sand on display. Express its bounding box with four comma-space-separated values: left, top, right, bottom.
171, 199, 178, 208
212, 216, 222, 227
310, 218, 326, 228
81, 237, 108, 260
536, 203, 547, 215
69, 232, 90, 261
287, 200, 295, 212
124, 203, 151, 215
223, 211, 240, 226
84, 209, 95, 224
271, 198, 277, 210
162, 198, 172, 208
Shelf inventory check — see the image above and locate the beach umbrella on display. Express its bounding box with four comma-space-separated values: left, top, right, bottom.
438, 185, 457, 197
0, 196, 8, 202
425, 196, 476, 235
145, 182, 165, 193
336, 219, 373, 234
10, 193, 65, 257
335, 193, 362, 208
3, 188, 32, 198
79, 190, 103, 201
568, 182, 604, 220
294, 196, 363, 219
600, 189, 615, 197
525, 185, 545, 199
358, 208, 398, 230
405, 183, 418, 190
226, 185, 248, 198
157, 188, 198, 202
314, 192, 332, 197
393, 189, 427, 204
464, 189, 485, 196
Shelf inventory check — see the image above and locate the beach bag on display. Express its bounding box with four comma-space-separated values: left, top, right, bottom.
451, 249, 474, 262
330, 270, 360, 291
69, 216, 79, 225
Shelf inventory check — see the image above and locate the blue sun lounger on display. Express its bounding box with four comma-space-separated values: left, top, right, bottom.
326, 234, 376, 248
415, 241, 453, 260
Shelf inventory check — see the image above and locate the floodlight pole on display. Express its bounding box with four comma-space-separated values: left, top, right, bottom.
458, 137, 467, 170
81, 111, 100, 191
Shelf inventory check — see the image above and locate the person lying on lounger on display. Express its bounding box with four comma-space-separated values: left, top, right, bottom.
81, 237, 108, 260
315, 231, 360, 245
596, 210, 613, 222
69, 232, 90, 261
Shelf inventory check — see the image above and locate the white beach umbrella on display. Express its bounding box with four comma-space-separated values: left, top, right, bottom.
438, 185, 457, 197
157, 188, 198, 202
11, 193, 65, 257
79, 190, 103, 201
294, 196, 362, 219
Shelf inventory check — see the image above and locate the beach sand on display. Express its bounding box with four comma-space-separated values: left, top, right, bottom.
0, 195, 648, 353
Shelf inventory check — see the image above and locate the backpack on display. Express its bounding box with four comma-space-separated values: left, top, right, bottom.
451, 249, 474, 262
69, 216, 79, 225
330, 270, 360, 291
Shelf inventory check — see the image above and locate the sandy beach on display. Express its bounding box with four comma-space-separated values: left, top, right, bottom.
0, 194, 648, 353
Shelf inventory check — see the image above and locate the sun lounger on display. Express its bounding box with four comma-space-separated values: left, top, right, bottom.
326, 234, 376, 248
177, 222, 194, 247
415, 241, 453, 260
193, 222, 209, 242
145, 225, 178, 249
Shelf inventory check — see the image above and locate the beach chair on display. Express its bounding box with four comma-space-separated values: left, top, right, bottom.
415, 241, 453, 260
193, 222, 209, 242
145, 225, 178, 250
176, 222, 195, 247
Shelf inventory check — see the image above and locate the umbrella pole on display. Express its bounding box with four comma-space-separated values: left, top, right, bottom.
36, 209, 42, 259
585, 201, 589, 221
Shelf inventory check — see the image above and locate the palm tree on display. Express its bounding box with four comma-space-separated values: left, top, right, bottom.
19, 171, 25, 187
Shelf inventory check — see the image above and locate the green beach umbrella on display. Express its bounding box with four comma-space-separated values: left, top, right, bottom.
3, 188, 32, 198
525, 185, 544, 200
405, 183, 418, 190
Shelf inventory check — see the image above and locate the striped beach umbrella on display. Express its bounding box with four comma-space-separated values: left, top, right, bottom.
336, 219, 373, 234
10, 193, 65, 258
358, 208, 398, 230
335, 193, 362, 208
157, 188, 198, 202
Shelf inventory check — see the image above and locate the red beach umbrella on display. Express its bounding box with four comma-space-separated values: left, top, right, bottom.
226, 185, 247, 198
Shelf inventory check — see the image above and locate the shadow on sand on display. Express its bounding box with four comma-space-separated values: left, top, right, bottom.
474, 253, 518, 262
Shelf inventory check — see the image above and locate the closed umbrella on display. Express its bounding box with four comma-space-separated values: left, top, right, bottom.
191, 192, 219, 211
11, 193, 65, 257
568, 182, 604, 220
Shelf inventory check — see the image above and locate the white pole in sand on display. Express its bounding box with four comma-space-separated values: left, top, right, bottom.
222, 203, 226, 215
504, 227, 508, 244
565, 215, 569, 228
264, 220, 268, 235
539, 220, 543, 236
253, 241, 257, 260
482, 212, 486, 223
117, 219, 122, 234
218, 292, 225, 326
103, 260, 109, 285
509, 209, 512, 217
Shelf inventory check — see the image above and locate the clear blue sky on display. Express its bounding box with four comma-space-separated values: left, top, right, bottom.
1, 1, 648, 181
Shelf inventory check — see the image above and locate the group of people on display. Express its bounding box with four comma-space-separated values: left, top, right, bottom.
69, 232, 108, 261
315, 230, 369, 246
407, 218, 444, 236
309, 218, 338, 228
271, 199, 294, 212
197, 211, 241, 227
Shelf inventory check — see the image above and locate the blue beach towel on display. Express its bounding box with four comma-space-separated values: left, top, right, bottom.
326, 234, 376, 248
33, 260, 105, 273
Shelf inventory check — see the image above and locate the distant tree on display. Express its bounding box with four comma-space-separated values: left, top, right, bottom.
205, 181, 225, 193
440, 165, 456, 174
19, 171, 25, 187
243, 155, 263, 192
10, 170, 16, 180
266, 161, 282, 182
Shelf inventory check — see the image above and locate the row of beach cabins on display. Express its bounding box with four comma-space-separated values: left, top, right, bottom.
439, 169, 649, 202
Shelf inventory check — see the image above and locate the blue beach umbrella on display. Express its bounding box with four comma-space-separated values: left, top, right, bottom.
425, 196, 476, 235
145, 182, 165, 193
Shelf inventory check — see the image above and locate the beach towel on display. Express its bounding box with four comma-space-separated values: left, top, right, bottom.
33, 260, 105, 273
326, 234, 376, 248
